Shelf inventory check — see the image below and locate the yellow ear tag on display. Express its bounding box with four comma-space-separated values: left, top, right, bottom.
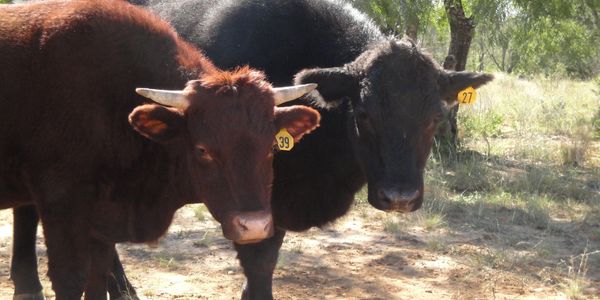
275, 128, 294, 151
457, 86, 477, 104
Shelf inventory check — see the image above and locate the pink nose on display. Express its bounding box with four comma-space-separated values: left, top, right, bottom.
224, 210, 274, 244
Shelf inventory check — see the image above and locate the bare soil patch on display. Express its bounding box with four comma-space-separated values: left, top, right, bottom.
1, 199, 597, 299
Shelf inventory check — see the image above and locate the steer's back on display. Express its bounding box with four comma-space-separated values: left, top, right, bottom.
0, 0, 207, 170
0, 3, 44, 143
0, 0, 210, 211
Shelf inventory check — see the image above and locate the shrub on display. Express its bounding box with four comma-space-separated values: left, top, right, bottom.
460, 110, 504, 139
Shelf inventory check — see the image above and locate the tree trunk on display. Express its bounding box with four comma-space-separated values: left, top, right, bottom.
585, 0, 599, 32
436, 0, 475, 150
404, 1, 420, 42
405, 23, 418, 41
501, 46, 507, 71
444, 0, 475, 72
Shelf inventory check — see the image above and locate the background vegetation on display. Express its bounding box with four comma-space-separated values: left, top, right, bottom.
352, 0, 600, 79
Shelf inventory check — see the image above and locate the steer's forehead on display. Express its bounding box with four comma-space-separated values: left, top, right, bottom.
184, 69, 276, 145
194, 94, 274, 132
358, 40, 443, 115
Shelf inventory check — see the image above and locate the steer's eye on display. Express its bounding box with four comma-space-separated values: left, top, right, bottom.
194, 146, 212, 161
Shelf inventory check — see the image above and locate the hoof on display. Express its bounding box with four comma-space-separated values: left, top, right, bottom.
240, 281, 249, 300
13, 292, 45, 300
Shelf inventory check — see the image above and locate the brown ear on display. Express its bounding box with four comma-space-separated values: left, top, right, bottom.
129, 104, 185, 143
439, 71, 494, 105
274, 105, 321, 141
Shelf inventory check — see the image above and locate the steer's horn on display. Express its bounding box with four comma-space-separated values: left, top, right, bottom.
273, 83, 317, 105
135, 88, 189, 109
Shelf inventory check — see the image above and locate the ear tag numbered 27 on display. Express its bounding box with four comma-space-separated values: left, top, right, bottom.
458, 86, 477, 104
276, 128, 294, 151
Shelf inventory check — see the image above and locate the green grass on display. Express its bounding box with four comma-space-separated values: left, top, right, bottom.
382, 216, 404, 234
463, 74, 599, 139
156, 255, 180, 271
192, 204, 208, 222
421, 213, 447, 231
192, 231, 212, 248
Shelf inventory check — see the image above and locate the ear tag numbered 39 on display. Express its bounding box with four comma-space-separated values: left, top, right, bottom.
458, 86, 477, 104
275, 128, 294, 151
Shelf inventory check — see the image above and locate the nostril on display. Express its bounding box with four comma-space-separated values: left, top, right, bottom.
377, 189, 389, 202
236, 218, 249, 231
377, 189, 398, 207
404, 190, 420, 204
378, 188, 420, 206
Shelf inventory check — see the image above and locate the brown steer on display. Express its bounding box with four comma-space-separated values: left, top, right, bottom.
0, 0, 319, 299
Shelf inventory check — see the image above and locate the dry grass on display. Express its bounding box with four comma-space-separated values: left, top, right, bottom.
417, 73, 600, 298
363, 72, 599, 298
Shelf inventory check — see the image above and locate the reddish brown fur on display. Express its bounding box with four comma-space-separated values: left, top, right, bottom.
0, 0, 320, 298
200, 66, 272, 94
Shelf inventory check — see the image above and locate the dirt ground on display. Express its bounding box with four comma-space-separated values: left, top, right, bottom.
0, 199, 598, 300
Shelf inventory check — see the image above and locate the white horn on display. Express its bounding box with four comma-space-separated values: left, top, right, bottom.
273, 83, 317, 105
135, 88, 189, 109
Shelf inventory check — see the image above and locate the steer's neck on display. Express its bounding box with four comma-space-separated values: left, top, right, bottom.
91, 144, 192, 243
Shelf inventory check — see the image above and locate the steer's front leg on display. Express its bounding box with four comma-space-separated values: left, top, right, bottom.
107, 248, 139, 300
11, 205, 45, 300
84, 238, 115, 300
39, 204, 91, 300
234, 228, 286, 300
33, 179, 99, 300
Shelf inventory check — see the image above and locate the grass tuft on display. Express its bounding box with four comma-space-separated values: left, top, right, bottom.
422, 213, 447, 231
382, 216, 403, 234
192, 204, 208, 222
560, 122, 594, 166
561, 248, 599, 300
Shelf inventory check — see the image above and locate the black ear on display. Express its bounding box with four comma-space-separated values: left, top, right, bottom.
129, 104, 185, 143
294, 67, 358, 108
439, 71, 494, 105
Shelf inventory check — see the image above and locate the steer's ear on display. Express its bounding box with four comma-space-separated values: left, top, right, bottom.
294, 67, 358, 108
274, 106, 321, 141
129, 104, 185, 143
439, 71, 494, 106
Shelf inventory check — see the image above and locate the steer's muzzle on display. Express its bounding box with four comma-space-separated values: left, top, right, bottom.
223, 210, 274, 244
374, 188, 422, 212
